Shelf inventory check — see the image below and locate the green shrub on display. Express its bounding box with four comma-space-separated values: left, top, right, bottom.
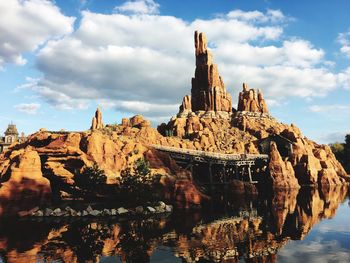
73, 163, 107, 192
118, 158, 160, 204
329, 134, 350, 174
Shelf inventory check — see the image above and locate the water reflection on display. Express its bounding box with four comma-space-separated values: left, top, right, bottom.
0, 185, 348, 262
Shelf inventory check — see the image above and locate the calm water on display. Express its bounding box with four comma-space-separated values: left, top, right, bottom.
0, 185, 349, 263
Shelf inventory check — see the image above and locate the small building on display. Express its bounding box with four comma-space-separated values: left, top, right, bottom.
0, 123, 26, 153
259, 134, 294, 158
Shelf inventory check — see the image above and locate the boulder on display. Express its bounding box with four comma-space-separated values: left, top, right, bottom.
130, 115, 145, 127
117, 207, 128, 215
147, 206, 156, 213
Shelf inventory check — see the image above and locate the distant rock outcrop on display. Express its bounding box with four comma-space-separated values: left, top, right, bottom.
237, 83, 269, 114
91, 107, 104, 130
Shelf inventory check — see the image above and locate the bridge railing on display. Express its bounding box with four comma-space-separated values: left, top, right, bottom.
151, 145, 268, 161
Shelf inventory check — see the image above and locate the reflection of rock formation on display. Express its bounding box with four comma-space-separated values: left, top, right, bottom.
270, 188, 299, 235
0, 186, 347, 262
293, 185, 348, 239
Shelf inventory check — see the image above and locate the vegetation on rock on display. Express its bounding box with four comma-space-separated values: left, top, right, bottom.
118, 158, 161, 205
330, 134, 350, 174
73, 163, 107, 194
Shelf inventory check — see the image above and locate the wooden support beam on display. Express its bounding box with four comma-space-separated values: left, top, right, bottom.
248, 165, 252, 183
248, 165, 258, 184
190, 159, 193, 175
209, 161, 213, 184
223, 164, 227, 184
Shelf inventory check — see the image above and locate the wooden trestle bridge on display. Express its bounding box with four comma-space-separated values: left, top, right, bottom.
152, 145, 269, 185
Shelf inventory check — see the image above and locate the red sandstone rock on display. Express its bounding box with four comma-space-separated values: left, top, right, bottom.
181, 31, 233, 113
269, 142, 300, 189
130, 115, 145, 127
91, 107, 104, 130
179, 95, 191, 112
121, 118, 130, 127
0, 148, 51, 216
237, 83, 269, 114
174, 179, 207, 208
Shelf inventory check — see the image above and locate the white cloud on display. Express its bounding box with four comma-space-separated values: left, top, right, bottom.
100, 99, 178, 118
337, 29, 350, 58
14, 103, 41, 114
15, 2, 347, 121
0, 0, 74, 68
227, 9, 286, 24
214, 40, 324, 68
309, 104, 350, 113
337, 67, 350, 90
114, 0, 160, 15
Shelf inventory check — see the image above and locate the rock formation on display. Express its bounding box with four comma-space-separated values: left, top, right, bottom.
237, 83, 269, 114
269, 141, 299, 189
0, 147, 51, 216
179, 31, 232, 116
0, 31, 349, 216
91, 107, 104, 130
179, 95, 191, 113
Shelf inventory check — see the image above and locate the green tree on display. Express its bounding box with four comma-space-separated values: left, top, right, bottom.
344, 134, 350, 173
345, 134, 350, 146
73, 163, 107, 192
118, 158, 160, 205
330, 143, 344, 163
329, 134, 350, 174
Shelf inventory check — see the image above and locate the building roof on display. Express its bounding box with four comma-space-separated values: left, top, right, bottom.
4, 124, 19, 136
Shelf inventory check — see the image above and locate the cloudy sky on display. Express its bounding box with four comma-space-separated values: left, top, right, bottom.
0, 0, 349, 143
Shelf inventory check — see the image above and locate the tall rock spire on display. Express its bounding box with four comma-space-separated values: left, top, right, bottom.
191, 31, 232, 112
180, 31, 232, 114
91, 107, 104, 130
